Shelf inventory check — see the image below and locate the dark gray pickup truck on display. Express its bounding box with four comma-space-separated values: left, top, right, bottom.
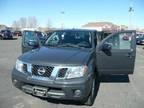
11, 29, 136, 106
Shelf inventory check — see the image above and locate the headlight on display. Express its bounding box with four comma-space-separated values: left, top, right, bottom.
15, 59, 23, 72
65, 65, 88, 79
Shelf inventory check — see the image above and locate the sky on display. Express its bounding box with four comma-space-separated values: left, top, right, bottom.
0, 0, 144, 28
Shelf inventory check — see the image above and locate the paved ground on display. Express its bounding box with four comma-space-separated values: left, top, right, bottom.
0, 37, 144, 108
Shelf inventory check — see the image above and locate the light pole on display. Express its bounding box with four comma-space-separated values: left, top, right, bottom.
61, 11, 65, 29
128, 0, 134, 29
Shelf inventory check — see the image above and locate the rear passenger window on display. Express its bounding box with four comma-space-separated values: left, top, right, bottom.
105, 33, 133, 49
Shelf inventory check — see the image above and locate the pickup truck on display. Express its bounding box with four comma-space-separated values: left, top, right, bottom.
0, 29, 13, 39
11, 29, 136, 106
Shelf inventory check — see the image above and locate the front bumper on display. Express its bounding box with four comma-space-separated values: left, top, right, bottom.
11, 68, 93, 101
3, 35, 13, 39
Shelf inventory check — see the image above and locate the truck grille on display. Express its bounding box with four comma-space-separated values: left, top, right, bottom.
32, 65, 54, 77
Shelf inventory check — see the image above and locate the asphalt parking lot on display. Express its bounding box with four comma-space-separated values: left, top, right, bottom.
0, 37, 144, 108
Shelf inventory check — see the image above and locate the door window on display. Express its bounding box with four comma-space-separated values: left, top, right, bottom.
105, 33, 133, 49
23, 31, 39, 46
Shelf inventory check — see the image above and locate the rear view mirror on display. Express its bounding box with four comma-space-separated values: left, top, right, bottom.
102, 43, 112, 51
27, 40, 40, 48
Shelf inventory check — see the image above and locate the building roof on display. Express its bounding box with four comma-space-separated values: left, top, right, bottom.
82, 22, 119, 31
0, 24, 7, 30
82, 22, 116, 27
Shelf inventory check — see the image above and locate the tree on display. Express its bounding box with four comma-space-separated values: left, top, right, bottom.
12, 16, 39, 29
12, 20, 20, 30
19, 17, 27, 28
27, 16, 38, 28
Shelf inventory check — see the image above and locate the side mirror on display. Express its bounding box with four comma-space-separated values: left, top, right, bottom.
27, 40, 39, 48
102, 43, 112, 51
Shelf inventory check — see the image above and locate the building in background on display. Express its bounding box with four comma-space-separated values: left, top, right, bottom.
82, 22, 128, 31
0, 25, 7, 30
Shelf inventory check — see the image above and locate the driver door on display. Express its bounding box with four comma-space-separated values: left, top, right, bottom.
22, 30, 40, 53
96, 30, 136, 75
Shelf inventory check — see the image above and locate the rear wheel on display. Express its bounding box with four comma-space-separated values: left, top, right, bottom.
0, 36, 3, 40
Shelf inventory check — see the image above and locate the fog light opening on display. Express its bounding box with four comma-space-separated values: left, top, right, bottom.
13, 79, 18, 85
74, 90, 81, 97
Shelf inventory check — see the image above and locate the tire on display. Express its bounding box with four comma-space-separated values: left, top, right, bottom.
85, 77, 96, 106
0, 36, 3, 40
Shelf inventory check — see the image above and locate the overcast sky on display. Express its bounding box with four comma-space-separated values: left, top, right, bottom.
0, 0, 143, 28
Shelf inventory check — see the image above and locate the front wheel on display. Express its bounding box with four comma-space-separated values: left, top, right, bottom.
85, 77, 96, 106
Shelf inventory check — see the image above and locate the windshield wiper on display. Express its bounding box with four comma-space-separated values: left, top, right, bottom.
44, 44, 58, 47
44, 43, 86, 49
77, 42, 90, 48
57, 43, 83, 49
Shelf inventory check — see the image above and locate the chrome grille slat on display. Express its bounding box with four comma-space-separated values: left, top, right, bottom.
32, 65, 54, 77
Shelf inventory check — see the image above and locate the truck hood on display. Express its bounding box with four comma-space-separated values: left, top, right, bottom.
19, 47, 91, 65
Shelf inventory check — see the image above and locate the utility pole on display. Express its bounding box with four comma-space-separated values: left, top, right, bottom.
128, 0, 134, 29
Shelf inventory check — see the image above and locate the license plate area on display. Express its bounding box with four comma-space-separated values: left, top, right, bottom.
33, 86, 48, 97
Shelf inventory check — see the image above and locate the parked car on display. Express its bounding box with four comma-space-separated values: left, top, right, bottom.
122, 34, 132, 40
0, 32, 2, 38
122, 35, 129, 40
12, 29, 136, 106
136, 34, 144, 45
13, 31, 22, 36
0, 30, 13, 39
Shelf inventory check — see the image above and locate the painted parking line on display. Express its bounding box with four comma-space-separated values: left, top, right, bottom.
13, 102, 24, 108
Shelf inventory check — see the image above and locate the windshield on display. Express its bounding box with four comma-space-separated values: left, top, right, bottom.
44, 30, 92, 49
136, 34, 144, 39
140, 35, 144, 39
